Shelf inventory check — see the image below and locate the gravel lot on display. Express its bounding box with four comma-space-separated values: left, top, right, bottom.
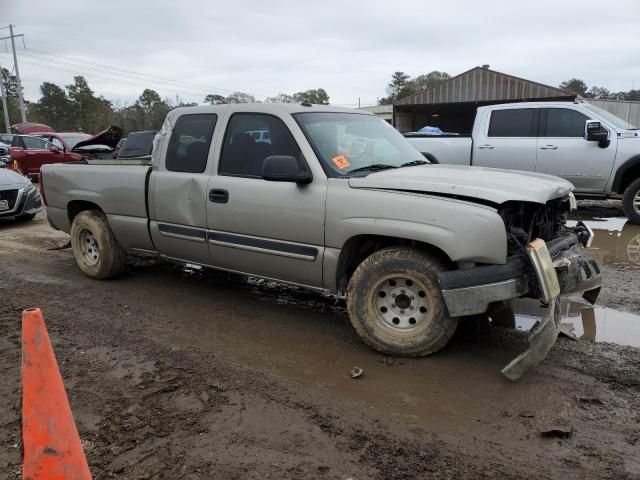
1, 204, 639, 479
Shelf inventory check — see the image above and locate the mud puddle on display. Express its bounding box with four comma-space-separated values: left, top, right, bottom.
567, 217, 640, 270
514, 298, 640, 347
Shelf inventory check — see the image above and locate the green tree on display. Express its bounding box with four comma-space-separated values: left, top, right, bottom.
292, 88, 330, 104
66, 76, 113, 132
225, 91, 255, 103
388, 71, 412, 100
264, 93, 294, 103
204, 94, 227, 104
380, 71, 420, 104
0, 67, 21, 131
136, 88, 171, 130
559, 78, 589, 97
30, 82, 74, 131
587, 86, 611, 100
410, 71, 450, 92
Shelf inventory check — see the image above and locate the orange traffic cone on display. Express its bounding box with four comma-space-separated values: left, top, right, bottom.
22, 308, 92, 480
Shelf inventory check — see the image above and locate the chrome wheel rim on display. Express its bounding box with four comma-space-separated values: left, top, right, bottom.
634, 191, 640, 215
79, 228, 100, 265
371, 274, 432, 336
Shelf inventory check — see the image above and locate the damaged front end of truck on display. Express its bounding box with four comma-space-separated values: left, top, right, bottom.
439, 196, 602, 380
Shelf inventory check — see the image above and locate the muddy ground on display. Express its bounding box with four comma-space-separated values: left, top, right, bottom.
1, 203, 640, 479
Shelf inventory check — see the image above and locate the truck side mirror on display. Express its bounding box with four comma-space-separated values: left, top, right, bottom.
262, 155, 312, 184
584, 120, 609, 147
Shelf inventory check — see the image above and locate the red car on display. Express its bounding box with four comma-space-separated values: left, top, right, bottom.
10, 127, 122, 178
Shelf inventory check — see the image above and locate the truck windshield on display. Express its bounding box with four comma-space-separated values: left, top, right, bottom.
582, 103, 637, 130
294, 112, 425, 176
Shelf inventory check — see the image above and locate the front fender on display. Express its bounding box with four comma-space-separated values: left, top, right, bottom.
324, 181, 508, 278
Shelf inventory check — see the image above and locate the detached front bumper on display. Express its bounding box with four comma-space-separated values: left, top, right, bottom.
438, 227, 602, 380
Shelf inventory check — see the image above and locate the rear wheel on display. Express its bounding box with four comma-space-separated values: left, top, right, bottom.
346, 247, 458, 356
70, 210, 125, 279
622, 178, 640, 224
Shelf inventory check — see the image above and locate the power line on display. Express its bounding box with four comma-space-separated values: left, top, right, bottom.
21, 47, 268, 97
0, 54, 214, 102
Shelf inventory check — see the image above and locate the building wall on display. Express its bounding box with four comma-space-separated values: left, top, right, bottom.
586, 99, 640, 128
359, 105, 393, 122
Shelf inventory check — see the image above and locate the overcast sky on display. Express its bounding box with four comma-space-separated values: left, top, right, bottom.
2, 0, 640, 107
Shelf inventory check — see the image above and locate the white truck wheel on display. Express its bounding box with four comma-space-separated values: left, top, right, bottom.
622, 178, 640, 225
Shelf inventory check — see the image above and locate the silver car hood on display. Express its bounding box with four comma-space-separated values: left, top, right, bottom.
0, 168, 30, 188
348, 164, 573, 205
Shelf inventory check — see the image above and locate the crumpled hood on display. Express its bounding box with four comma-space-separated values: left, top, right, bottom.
0, 168, 30, 187
348, 164, 574, 205
72, 126, 123, 152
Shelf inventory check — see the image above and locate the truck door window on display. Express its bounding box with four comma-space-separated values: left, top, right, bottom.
165, 114, 217, 173
219, 113, 302, 178
488, 109, 537, 137
542, 108, 589, 137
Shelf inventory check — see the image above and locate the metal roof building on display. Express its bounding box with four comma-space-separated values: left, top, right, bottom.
393, 65, 576, 133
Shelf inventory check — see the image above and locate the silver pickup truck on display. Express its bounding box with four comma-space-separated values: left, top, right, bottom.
41, 103, 602, 378
405, 101, 640, 223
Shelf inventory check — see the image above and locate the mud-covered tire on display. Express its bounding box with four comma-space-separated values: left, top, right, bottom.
622, 178, 640, 224
70, 210, 125, 279
346, 247, 458, 357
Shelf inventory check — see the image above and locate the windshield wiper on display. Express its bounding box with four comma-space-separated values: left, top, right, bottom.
347, 164, 397, 175
399, 160, 429, 167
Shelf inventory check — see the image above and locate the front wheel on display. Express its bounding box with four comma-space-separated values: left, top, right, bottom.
346, 247, 458, 357
622, 178, 640, 224
70, 210, 125, 279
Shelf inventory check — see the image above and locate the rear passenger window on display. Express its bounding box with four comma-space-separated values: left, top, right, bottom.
488, 109, 537, 137
219, 113, 302, 178
166, 114, 217, 173
543, 109, 589, 137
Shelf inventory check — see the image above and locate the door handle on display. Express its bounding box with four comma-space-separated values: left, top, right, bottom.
209, 188, 229, 203
540, 145, 558, 150
477, 144, 494, 149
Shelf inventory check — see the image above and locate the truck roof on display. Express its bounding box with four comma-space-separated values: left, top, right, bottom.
168, 103, 373, 117
477, 101, 582, 111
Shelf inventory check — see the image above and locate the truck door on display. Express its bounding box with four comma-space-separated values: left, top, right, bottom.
473, 108, 539, 171
206, 112, 326, 288
535, 107, 616, 193
149, 113, 219, 265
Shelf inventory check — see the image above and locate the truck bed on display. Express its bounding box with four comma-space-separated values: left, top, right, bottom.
41, 162, 153, 251
404, 135, 472, 166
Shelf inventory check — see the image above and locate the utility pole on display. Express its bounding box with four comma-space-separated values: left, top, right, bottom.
0, 60, 10, 133
0, 24, 26, 123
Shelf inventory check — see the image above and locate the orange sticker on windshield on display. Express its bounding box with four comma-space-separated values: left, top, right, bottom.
332, 155, 350, 169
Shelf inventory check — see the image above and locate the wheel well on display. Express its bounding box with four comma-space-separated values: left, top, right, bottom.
67, 200, 102, 223
618, 163, 640, 194
335, 234, 451, 293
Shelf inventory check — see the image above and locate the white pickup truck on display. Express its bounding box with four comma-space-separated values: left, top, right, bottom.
405, 101, 640, 223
